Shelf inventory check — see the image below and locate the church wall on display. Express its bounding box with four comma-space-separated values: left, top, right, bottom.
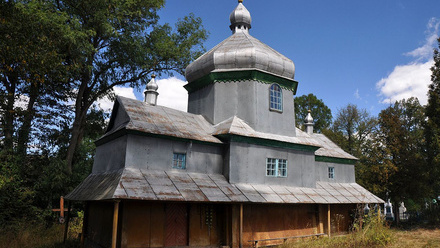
315, 161, 355, 183
228, 141, 316, 187
92, 135, 127, 173
188, 80, 296, 137
187, 84, 216, 124
125, 134, 224, 174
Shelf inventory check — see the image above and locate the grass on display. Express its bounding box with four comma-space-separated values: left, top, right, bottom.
0, 217, 82, 248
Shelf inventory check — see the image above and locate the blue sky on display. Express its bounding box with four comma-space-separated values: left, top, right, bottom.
102, 0, 440, 118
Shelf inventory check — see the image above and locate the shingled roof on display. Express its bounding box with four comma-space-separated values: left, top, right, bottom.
66, 167, 383, 204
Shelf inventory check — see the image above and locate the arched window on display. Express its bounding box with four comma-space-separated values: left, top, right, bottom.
269, 84, 283, 111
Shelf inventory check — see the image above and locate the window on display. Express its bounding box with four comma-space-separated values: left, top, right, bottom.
328, 167, 335, 179
269, 84, 283, 111
173, 153, 186, 169
266, 158, 287, 177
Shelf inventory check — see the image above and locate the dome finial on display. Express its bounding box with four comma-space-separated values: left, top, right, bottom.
229, 0, 251, 34
144, 74, 159, 105
304, 110, 314, 134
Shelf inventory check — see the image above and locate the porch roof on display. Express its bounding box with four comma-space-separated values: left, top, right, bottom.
66, 168, 383, 204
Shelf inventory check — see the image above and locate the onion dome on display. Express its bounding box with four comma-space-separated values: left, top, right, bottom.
144, 74, 159, 105
145, 74, 158, 91
305, 110, 314, 124
185, 0, 295, 84
229, 0, 251, 33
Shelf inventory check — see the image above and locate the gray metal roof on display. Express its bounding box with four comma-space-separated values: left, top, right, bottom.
213, 116, 322, 148
66, 168, 383, 204
102, 96, 223, 144
295, 128, 358, 161
185, 3, 295, 83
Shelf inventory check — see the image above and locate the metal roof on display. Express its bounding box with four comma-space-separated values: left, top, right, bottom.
66, 168, 383, 204
213, 116, 322, 148
102, 96, 223, 144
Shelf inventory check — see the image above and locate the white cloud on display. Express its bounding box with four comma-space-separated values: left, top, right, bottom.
97, 77, 188, 112
377, 61, 432, 104
405, 18, 440, 60
97, 86, 137, 112
354, 89, 361, 99
156, 77, 188, 112
377, 18, 439, 105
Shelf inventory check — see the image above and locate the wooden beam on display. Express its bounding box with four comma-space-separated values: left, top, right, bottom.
112, 201, 120, 248
63, 200, 72, 243
239, 204, 243, 248
318, 205, 324, 234
327, 204, 331, 238
80, 202, 89, 248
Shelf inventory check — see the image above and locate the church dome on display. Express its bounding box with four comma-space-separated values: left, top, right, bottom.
185, 1, 295, 83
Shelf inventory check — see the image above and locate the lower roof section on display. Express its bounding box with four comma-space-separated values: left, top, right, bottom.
65, 167, 383, 204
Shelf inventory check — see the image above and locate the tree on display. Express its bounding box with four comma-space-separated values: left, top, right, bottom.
328, 104, 377, 157
0, 0, 82, 158
59, 0, 208, 174
425, 37, 440, 198
294, 93, 332, 133
376, 98, 427, 203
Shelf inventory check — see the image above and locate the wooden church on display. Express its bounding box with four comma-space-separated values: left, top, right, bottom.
66, 1, 383, 247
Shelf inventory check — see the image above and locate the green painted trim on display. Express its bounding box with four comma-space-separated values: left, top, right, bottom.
216, 134, 320, 152
184, 70, 298, 95
315, 155, 357, 165
95, 128, 224, 147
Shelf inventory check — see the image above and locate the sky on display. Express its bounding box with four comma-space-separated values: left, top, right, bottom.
100, 0, 440, 118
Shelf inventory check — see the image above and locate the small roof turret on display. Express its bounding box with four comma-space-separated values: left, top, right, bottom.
305, 110, 314, 134
185, 1, 296, 84
229, 0, 251, 33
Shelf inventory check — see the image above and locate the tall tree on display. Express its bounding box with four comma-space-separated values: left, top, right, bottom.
376, 98, 427, 203
425, 37, 440, 198
294, 93, 332, 133
57, 0, 209, 174
329, 104, 377, 157
0, 0, 82, 157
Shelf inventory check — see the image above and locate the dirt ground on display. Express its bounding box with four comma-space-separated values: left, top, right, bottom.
390, 228, 440, 248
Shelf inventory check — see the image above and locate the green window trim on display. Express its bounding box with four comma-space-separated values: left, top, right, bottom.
315, 155, 357, 165
173, 153, 186, 169
184, 70, 298, 94
266, 158, 288, 177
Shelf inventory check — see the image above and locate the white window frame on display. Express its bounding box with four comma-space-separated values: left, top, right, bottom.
328, 166, 335, 179
269, 84, 283, 112
266, 158, 288, 177
173, 153, 186, 169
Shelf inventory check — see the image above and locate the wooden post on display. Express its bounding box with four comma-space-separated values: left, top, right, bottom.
60, 196, 65, 218
80, 202, 89, 248
327, 204, 331, 238
318, 205, 324, 234
239, 204, 243, 248
63, 200, 72, 243
112, 201, 120, 248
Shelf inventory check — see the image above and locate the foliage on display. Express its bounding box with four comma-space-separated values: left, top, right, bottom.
425, 37, 440, 199
326, 104, 377, 157
0, 216, 82, 248
60, 0, 209, 174
295, 94, 332, 133
278, 211, 394, 248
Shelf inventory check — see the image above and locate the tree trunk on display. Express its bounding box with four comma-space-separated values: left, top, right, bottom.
3, 78, 16, 153
16, 82, 38, 157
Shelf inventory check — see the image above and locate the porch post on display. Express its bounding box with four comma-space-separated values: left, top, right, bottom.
112, 200, 120, 248
80, 202, 89, 248
327, 204, 331, 238
239, 203, 243, 248
63, 200, 72, 243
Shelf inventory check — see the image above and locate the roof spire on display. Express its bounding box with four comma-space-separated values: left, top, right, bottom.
304, 110, 314, 134
144, 74, 159, 106
229, 0, 251, 34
